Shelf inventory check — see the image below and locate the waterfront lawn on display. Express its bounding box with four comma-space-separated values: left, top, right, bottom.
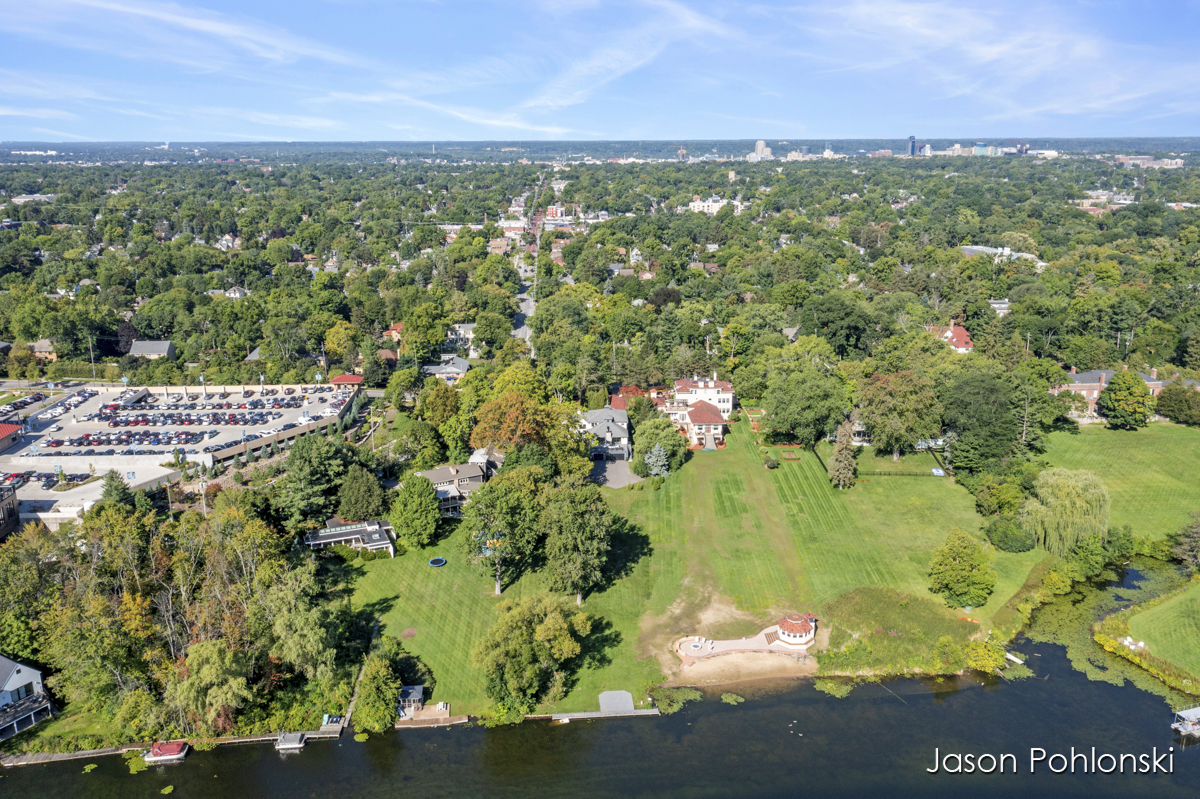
1127, 581, 1200, 678
349, 526, 662, 715
1042, 423, 1200, 539
607, 425, 1039, 663
0, 706, 119, 755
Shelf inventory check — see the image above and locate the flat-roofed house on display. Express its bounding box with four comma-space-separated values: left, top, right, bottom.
303, 519, 396, 557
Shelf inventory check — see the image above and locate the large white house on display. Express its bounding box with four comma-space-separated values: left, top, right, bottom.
673, 375, 735, 419
0, 654, 51, 740
446, 323, 480, 358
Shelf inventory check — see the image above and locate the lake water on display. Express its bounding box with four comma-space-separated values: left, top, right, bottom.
6, 569, 1198, 798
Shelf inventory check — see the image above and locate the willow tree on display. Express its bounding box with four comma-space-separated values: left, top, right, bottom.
1020, 468, 1110, 556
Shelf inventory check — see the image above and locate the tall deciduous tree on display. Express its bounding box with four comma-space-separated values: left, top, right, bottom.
388, 475, 439, 548
353, 652, 400, 733
1172, 512, 1200, 569
1019, 468, 1110, 556
418, 380, 459, 428
460, 481, 540, 595
828, 419, 857, 489
542, 483, 614, 604
927, 528, 996, 608
857, 370, 942, 461
761, 366, 849, 446
1096, 369, 1155, 429
471, 594, 592, 721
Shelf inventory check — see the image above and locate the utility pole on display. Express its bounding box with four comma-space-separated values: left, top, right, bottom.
88, 334, 96, 379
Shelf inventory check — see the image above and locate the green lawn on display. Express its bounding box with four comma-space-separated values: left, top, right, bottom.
1042, 423, 1200, 539
352, 423, 1047, 715
1127, 581, 1200, 678
349, 526, 661, 715
609, 426, 1041, 648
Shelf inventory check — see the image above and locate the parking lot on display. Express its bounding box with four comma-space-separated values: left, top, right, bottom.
0, 383, 357, 495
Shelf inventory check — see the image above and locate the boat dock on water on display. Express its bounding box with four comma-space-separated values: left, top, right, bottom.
1172, 706, 1200, 738
275, 733, 306, 751
143, 742, 189, 764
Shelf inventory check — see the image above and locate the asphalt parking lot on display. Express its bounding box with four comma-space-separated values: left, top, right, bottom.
0, 384, 355, 493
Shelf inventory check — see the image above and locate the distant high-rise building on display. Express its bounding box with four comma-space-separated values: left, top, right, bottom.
907, 136, 917, 157
798, 145, 811, 155
754, 140, 766, 156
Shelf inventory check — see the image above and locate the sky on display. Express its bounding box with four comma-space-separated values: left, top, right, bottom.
2, 0, 1199, 142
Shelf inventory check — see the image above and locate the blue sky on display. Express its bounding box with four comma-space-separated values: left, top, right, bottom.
2, 0, 1199, 142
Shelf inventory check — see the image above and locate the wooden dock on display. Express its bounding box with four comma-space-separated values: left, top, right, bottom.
1, 726, 343, 768
394, 716, 471, 729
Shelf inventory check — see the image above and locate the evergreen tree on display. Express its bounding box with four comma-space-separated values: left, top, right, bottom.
337, 464, 386, 521
1172, 512, 1200, 569
101, 469, 134, 507
1096, 369, 1155, 429
1186, 337, 1200, 371
644, 443, 670, 477
928, 528, 996, 608
388, 475, 440, 548
828, 419, 857, 489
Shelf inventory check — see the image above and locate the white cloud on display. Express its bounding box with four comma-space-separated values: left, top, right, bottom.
325, 91, 575, 134
789, 0, 1199, 118
520, 0, 743, 112
0, 107, 76, 119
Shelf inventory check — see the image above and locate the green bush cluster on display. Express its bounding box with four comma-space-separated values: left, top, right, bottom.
650, 687, 702, 714
985, 517, 1035, 552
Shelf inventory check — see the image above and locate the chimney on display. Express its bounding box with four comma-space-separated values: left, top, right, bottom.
1121, 364, 1128, 372
1150, 368, 1158, 380
1069, 366, 1076, 374
1100, 372, 1107, 386
449, 465, 457, 475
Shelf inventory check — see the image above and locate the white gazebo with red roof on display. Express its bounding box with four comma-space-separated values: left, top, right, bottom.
776, 612, 818, 648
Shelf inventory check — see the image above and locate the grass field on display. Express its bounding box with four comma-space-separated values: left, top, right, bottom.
352, 422, 1048, 714
1127, 581, 1200, 678
349, 524, 662, 715
1042, 423, 1200, 539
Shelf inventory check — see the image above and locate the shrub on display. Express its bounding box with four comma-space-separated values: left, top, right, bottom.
763, 457, 780, 470
986, 517, 1035, 552
650, 687, 702, 714
729, 408, 741, 423
232, 470, 245, 485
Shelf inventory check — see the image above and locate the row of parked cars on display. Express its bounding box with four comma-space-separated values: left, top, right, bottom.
0, 393, 45, 416
202, 422, 301, 452
45, 429, 216, 449
95, 410, 287, 428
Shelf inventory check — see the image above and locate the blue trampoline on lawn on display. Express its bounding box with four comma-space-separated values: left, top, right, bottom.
429, 557, 447, 567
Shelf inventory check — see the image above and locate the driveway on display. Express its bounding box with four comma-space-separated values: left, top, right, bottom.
589, 458, 642, 488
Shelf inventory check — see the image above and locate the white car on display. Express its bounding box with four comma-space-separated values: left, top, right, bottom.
319, 408, 338, 418
49, 425, 61, 432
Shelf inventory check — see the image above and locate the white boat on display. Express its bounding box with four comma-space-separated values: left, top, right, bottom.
275, 732, 306, 751
143, 741, 189, 764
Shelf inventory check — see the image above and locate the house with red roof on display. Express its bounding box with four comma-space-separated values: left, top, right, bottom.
673, 374, 735, 419
929, 323, 974, 354
330, 374, 363, 386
